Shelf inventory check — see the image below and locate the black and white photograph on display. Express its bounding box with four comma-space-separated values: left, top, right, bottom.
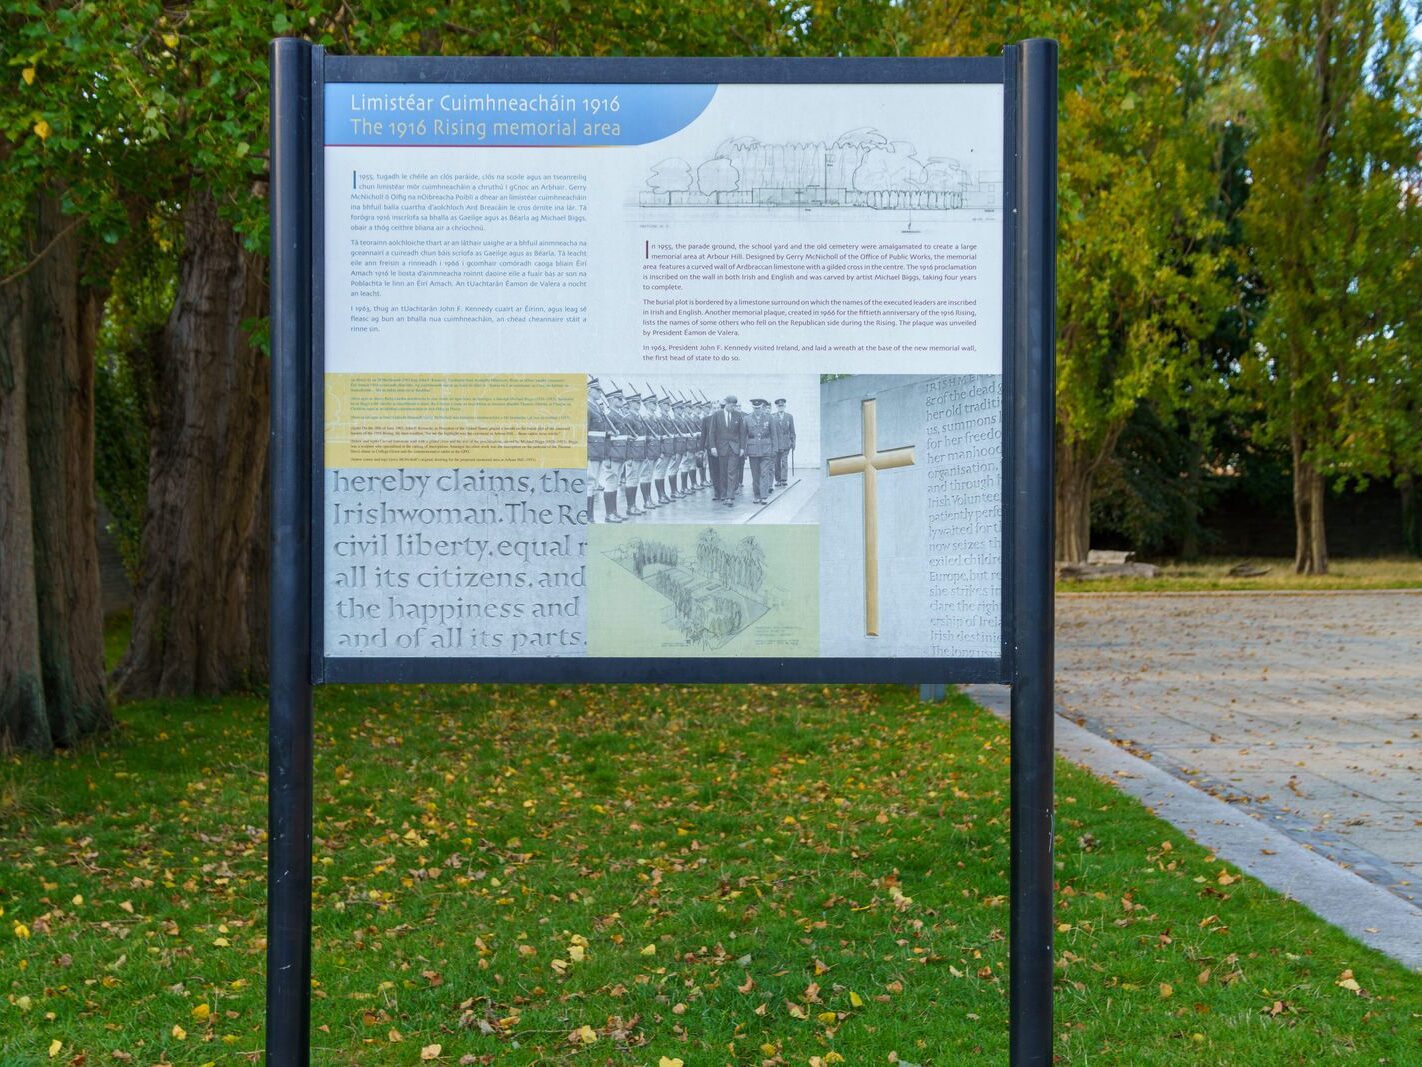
585, 371, 820, 525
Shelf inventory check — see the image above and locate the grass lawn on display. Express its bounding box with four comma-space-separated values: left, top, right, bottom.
1057, 555, 1422, 594
3, 681, 1420, 1066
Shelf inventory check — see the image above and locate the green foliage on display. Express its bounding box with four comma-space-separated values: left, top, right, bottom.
0, 2, 156, 274
93, 228, 179, 583
94, 354, 150, 583
918, 2, 1236, 451
1240, 0, 1422, 485
5, 0, 1418, 569
1091, 403, 1227, 556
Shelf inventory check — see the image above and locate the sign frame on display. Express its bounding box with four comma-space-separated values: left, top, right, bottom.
311, 53, 1018, 687
268, 38, 1055, 1066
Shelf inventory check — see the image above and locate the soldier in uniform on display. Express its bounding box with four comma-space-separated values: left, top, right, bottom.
690, 395, 710, 493
600, 383, 635, 522
697, 395, 716, 496
771, 397, 796, 487
607, 384, 642, 519
703, 396, 724, 501
659, 391, 683, 503
619, 388, 649, 517
633, 390, 661, 513
745, 398, 776, 505
646, 390, 672, 505
665, 394, 689, 500
586, 376, 617, 522
674, 394, 697, 496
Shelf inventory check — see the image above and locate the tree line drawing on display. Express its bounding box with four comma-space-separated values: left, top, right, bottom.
607, 531, 773, 650
630, 538, 680, 577
640, 127, 999, 211
695, 528, 765, 592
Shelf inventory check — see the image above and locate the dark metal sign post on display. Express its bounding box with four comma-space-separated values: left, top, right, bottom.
267, 36, 1055, 1066
267, 38, 315, 1067
1010, 39, 1058, 1067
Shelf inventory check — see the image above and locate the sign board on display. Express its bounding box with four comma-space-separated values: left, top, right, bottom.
313, 62, 1017, 685
269, 41, 1056, 1067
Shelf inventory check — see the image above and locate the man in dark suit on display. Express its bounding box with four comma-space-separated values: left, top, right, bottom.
706, 394, 747, 507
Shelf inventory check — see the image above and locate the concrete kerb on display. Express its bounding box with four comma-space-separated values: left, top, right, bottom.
962, 684, 1422, 973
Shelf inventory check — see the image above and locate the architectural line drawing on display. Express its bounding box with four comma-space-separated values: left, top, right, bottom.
641, 127, 1002, 211
606, 529, 772, 649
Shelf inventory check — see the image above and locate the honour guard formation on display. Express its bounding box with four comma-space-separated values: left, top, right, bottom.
586, 377, 797, 522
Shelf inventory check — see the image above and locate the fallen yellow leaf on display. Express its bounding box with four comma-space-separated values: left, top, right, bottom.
420, 1043, 442, 1060
1336, 968, 1363, 993
849, 991, 865, 1008
48, 1039, 61, 1057
658, 1059, 684, 1067
192, 1003, 211, 1020
171, 1024, 187, 1040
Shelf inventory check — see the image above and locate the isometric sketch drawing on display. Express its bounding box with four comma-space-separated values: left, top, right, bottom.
640, 127, 1002, 211
604, 530, 773, 649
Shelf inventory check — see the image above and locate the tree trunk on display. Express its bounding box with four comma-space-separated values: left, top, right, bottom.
0, 195, 110, 751
1179, 434, 1203, 561
1291, 427, 1328, 575
113, 192, 269, 698
1401, 474, 1420, 558
0, 273, 48, 752
1055, 436, 1094, 563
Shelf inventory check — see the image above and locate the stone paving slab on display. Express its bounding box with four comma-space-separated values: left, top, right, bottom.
963, 684, 1422, 971
1053, 591, 1422, 907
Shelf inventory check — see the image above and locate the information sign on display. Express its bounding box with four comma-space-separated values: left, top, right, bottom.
268, 41, 1056, 1066
314, 65, 1016, 684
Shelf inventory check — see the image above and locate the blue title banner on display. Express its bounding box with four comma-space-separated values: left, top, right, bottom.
325, 83, 717, 147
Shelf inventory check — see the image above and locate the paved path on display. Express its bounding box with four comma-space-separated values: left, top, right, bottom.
1054, 591, 1422, 904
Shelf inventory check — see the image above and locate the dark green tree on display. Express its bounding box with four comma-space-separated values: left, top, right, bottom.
1240, 0, 1422, 573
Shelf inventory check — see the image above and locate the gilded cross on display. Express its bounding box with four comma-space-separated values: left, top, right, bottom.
827, 398, 915, 636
